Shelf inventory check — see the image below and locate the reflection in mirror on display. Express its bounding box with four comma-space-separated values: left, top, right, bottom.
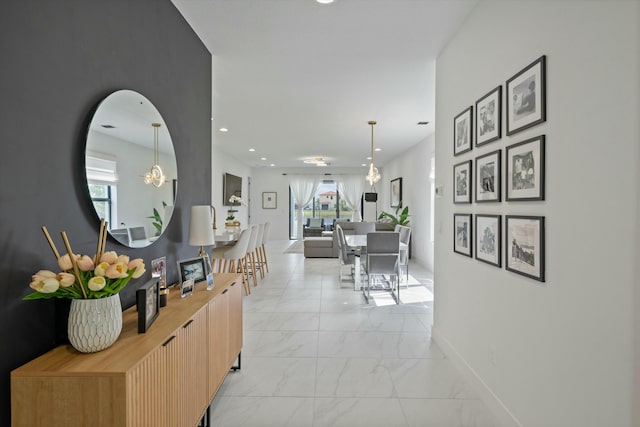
85, 90, 177, 248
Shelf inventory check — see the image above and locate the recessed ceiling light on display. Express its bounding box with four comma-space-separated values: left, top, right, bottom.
316, 0, 334, 4
219, 128, 228, 132
249, 148, 256, 152
361, 163, 367, 167
366, 156, 372, 160
260, 157, 267, 161
375, 148, 381, 152
270, 163, 275, 167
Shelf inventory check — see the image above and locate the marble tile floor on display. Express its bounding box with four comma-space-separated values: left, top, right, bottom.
210, 240, 498, 427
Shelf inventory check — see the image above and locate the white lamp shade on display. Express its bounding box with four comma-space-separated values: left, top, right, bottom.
188, 205, 215, 247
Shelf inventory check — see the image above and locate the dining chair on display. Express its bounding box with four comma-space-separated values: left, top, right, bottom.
245, 224, 259, 287
336, 225, 356, 283
259, 221, 270, 273
394, 224, 412, 282
210, 228, 252, 295
364, 232, 400, 304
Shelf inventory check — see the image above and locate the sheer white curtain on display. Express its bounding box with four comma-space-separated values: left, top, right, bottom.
337, 175, 365, 222
290, 176, 321, 240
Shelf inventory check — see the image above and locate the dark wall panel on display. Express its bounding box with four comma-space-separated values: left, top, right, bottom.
0, 1, 211, 423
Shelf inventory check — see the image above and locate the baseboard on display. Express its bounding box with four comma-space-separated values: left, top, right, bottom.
431, 326, 522, 427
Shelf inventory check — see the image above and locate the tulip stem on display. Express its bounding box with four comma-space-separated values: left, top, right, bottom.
41, 226, 61, 260
95, 219, 106, 264
60, 231, 88, 299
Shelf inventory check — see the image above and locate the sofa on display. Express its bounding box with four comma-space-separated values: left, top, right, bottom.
303, 221, 395, 258
303, 217, 325, 237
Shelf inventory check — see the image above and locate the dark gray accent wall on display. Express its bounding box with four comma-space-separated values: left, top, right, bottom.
0, 1, 211, 423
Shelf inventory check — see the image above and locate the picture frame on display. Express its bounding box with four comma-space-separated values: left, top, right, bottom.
475, 149, 501, 202
390, 177, 402, 207
453, 213, 472, 257
262, 191, 277, 209
475, 214, 502, 267
453, 160, 472, 204
476, 86, 502, 146
505, 215, 545, 282
506, 135, 545, 201
177, 256, 207, 285
506, 55, 546, 135
136, 278, 160, 333
181, 279, 194, 298
454, 106, 473, 156
151, 256, 166, 289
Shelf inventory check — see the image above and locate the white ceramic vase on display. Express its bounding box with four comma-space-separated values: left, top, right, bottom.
67, 294, 122, 353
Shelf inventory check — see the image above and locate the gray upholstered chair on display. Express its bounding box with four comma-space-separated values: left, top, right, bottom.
336, 225, 355, 283
303, 218, 325, 237
394, 224, 412, 281
364, 232, 400, 304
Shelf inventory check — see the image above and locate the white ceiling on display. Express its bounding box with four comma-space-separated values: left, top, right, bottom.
171, 0, 478, 170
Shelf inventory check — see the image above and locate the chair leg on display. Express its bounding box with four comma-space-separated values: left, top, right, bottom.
261, 244, 269, 273
250, 253, 258, 287
255, 249, 265, 279
239, 257, 250, 295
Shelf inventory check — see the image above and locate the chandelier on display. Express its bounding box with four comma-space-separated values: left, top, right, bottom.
143, 122, 166, 187
365, 120, 381, 185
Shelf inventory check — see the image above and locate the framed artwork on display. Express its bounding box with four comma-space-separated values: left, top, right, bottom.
136, 278, 160, 333
453, 160, 472, 204
454, 106, 473, 156
181, 279, 194, 298
151, 256, 166, 288
506, 55, 546, 135
505, 215, 545, 282
475, 150, 501, 202
262, 192, 277, 209
177, 256, 207, 285
390, 177, 402, 208
475, 214, 502, 267
476, 86, 502, 146
506, 135, 545, 201
453, 213, 472, 257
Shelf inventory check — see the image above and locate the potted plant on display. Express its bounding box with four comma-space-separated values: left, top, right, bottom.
378, 202, 410, 226
147, 201, 167, 236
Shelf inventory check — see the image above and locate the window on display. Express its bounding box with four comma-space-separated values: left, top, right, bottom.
88, 183, 114, 226
289, 181, 353, 239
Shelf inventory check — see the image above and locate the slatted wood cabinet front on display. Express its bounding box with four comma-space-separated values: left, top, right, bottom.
11, 273, 243, 427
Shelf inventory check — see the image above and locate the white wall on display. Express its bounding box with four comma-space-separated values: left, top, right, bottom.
211, 147, 252, 229
434, 1, 639, 426
379, 135, 435, 271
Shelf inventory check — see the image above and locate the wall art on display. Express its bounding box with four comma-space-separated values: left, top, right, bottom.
453, 160, 472, 204
505, 215, 545, 282
453, 213, 472, 257
476, 86, 502, 146
475, 214, 501, 267
506, 55, 546, 135
454, 106, 473, 156
506, 135, 545, 201
475, 149, 501, 202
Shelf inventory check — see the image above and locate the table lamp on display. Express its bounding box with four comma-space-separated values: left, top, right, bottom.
188, 205, 215, 257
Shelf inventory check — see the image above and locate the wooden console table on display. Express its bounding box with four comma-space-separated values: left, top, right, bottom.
11, 273, 243, 427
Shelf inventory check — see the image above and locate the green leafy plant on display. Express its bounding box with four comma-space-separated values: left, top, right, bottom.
147, 201, 167, 234
378, 202, 410, 226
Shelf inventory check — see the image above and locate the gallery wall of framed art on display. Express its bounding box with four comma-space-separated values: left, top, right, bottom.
449, 55, 547, 282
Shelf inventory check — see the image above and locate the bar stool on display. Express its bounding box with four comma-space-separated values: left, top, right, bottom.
253, 223, 265, 279
211, 228, 252, 295
259, 222, 270, 273
245, 225, 259, 287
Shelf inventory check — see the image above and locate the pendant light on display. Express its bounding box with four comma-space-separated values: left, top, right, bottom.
365, 120, 381, 185
143, 122, 166, 187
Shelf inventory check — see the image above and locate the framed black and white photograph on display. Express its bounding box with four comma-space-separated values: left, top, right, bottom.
476, 86, 502, 146
177, 256, 207, 285
181, 279, 194, 298
453, 213, 472, 257
454, 106, 473, 156
453, 160, 472, 204
475, 215, 501, 267
506, 135, 545, 201
136, 278, 160, 333
506, 55, 546, 135
475, 150, 501, 202
262, 191, 277, 209
390, 177, 403, 208
505, 215, 545, 282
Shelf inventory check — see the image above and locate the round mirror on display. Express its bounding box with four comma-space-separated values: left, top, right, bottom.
85, 90, 177, 248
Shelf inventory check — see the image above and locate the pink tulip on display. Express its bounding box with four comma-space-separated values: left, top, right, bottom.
128, 259, 146, 279
116, 255, 130, 265
30, 277, 60, 294
105, 262, 128, 279
88, 276, 106, 291
58, 254, 73, 271
34, 270, 56, 279
100, 251, 118, 264
56, 272, 75, 287
94, 262, 109, 277
76, 255, 95, 272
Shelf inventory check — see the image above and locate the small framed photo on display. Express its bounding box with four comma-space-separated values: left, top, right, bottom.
454, 106, 473, 156
453, 160, 472, 204
475, 150, 501, 202
475, 215, 502, 267
390, 177, 403, 207
206, 272, 214, 291
136, 278, 160, 333
453, 213, 472, 257
177, 256, 207, 285
262, 192, 277, 209
506, 55, 546, 135
181, 279, 194, 298
506, 135, 545, 201
476, 86, 502, 146
505, 215, 545, 282
151, 256, 166, 288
